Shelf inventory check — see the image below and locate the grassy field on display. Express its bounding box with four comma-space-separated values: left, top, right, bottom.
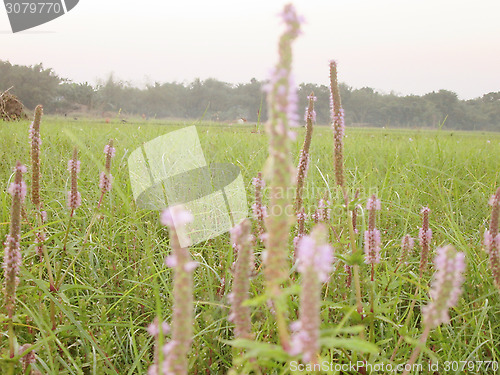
1, 117, 500, 374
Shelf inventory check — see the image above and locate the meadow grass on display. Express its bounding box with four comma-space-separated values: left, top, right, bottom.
0, 117, 499, 374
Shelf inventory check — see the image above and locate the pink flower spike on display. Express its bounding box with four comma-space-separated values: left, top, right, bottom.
8, 181, 27, 202
366, 196, 381, 211
296, 233, 334, 283
184, 261, 198, 272
99, 171, 113, 193
67, 159, 81, 174
160, 205, 194, 228
422, 245, 465, 329
104, 144, 116, 158
165, 255, 177, 268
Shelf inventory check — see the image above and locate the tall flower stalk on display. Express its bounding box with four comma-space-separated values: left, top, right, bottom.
159, 205, 197, 374
403, 245, 465, 374
330, 60, 345, 189
56, 140, 116, 291
3, 162, 26, 362
29, 105, 43, 210
289, 224, 334, 364
262, 3, 302, 351
67, 147, 82, 214
484, 187, 500, 290
56, 147, 81, 286
97, 139, 115, 209
295, 93, 315, 215
29, 105, 45, 261
251, 173, 267, 242
364, 195, 381, 281
419, 206, 432, 277
330, 61, 363, 319
229, 219, 254, 341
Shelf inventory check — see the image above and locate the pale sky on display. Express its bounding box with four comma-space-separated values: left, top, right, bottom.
1, 0, 499, 99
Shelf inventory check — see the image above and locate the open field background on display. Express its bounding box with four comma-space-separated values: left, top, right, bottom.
1, 118, 500, 374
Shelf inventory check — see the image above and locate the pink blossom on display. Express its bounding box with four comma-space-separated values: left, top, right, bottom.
484, 230, 493, 252
422, 245, 465, 329
99, 171, 113, 193
489, 193, 500, 207
418, 228, 432, 249
366, 195, 381, 211
67, 159, 80, 174
165, 255, 177, 268
296, 235, 334, 283
147, 319, 170, 338
7, 181, 27, 202
3, 162, 25, 318
104, 144, 116, 158
364, 229, 381, 264
67, 191, 82, 210
67, 150, 81, 210
160, 206, 194, 228
251, 175, 265, 189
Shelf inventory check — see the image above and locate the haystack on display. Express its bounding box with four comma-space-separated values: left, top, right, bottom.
0, 88, 28, 121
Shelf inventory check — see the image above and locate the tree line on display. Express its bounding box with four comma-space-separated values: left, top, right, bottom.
1, 60, 499, 130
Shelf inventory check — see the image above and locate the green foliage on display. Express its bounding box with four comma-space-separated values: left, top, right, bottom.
0, 119, 499, 373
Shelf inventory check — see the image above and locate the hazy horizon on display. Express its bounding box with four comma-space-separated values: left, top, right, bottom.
1, 0, 499, 100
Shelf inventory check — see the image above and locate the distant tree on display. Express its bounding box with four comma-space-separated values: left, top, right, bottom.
1, 59, 499, 131
0, 60, 62, 110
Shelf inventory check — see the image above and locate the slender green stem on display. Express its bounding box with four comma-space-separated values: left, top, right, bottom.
274, 293, 291, 353
8, 319, 15, 358
369, 277, 375, 343
402, 325, 431, 375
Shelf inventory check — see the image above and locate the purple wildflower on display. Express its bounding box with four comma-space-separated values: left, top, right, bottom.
251, 172, 267, 241
419, 206, 432, 276
422, 245, 465, 329
3, 162, 26, 319
351, 189, 360, 234
290, 224, 334, 363
484, 187, 500, 289
330, 60, 345, 187
161, 205, 194, 228
29, 105, 43, 210
364, 195, 381, 266
19, 344, 36, 373
262, 3, 303, 294
228, 219, 254, 340
159, 205, 196, 374
315, 199, 331, 223
99, 139, 115, 194
67, 147, 82, 210
294, 209, 307, 255
295, 93, 315, 217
